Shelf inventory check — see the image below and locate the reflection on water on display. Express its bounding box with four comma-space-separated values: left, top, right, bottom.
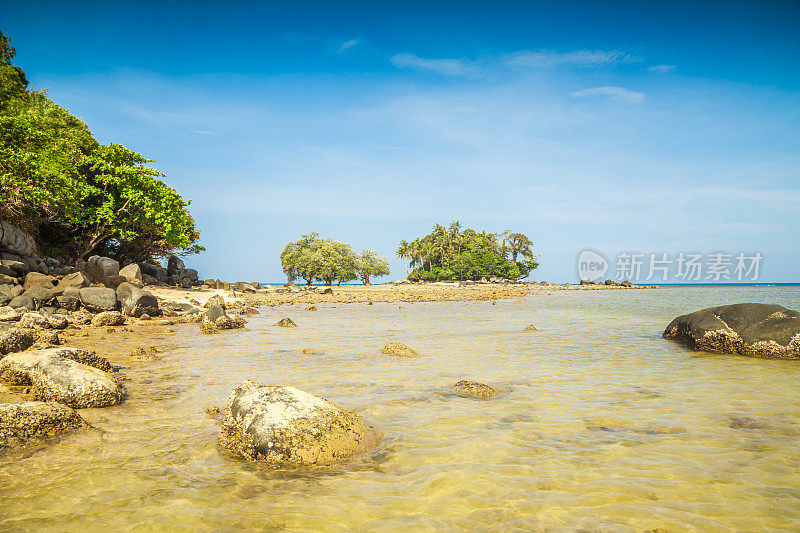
1, 286, 799, 531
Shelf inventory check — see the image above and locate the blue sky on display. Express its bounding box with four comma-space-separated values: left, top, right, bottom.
4, 1, 799, 282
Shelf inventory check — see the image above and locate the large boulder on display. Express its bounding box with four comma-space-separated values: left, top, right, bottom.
218, 380, 382, 466
23, 285, 54, 305
79, 286, 118, 312
0, 220, 38, 259
0, 283, 22, 306
53, 272, 89, 296
116, 282, 158, 317
0, 348, 125, 408
664, 303, 800, 359
8, 294, 37, 311
0, 325, 36, 355
0, 401, 87, 448
86, 255, 120, 286
167, 255, 185, 276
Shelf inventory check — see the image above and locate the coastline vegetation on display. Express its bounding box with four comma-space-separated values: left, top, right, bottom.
397, 221, 539, 281
280, 233, 390, 285
0, 30, 201, 264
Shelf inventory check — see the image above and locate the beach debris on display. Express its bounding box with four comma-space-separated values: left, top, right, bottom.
0, 348, 124, 408
380, 342, 418, 357
664, 303, 800, 359
218, 380, 382, 467
0, 401, 88, 448
276, 318, 297, 327
453, 380, 500, 399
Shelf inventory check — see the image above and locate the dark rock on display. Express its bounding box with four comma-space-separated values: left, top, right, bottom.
56, 295, 80, 311
233, 282, 255, 292
621, 280, 634, 287
116, 282, 158, 317
86, 255, 120, 286
0, 273, 18, 285
217, 380, 382, 466
79, 287, 118, 313
9, 294, 37, 311
321, 287, 333, 295
664, 303, 800, 359
0, 220, 39, 259
579, 279, 595, 285
167, 255, 185, 276
0, 325, 36, 355
0, 401, 87, 448
0, 259, 27, 276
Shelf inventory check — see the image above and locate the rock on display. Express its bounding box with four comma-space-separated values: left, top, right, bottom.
139, 313, 151, 321
0, 282, 23, 304
206, 304, 227, 323
18, 312, 50, 329
23, 285, 54, 304
79, 286, 118, 312
0, 348, 124, 407
0, 259, 27, 276
22, 272, 55, 290
119, 263, 142, 282
380, 343, 418, 357
321, 288, 333, 295
0, 273, 18, 285
276, 318, 297, 327
116, 282, 158, 317
9, 294, 37, 311
129, 346, 159, 362
524, 324, 537, 331
453, 380, 500, 399
34, 330, 60, 346
664, 303, 800, 359
86, 255, 121, 286
0, 306, 22, 322
55, 295, 80, 311
579, 279, 595, 285
306, 306, 317, 311
167, 255, 185, 276
204, 294, 226, 309
0, 325, 36, 355
620, 280, 634, 287
91, 311, 126, 327
0, 401, 87, 448
238, 306, 259, 316
0, 220, 39, 258
302, 348, 320, 355
142, 274, 158, 285
218, 380, 382, 466
53, 272, 89, 296
180, 278, 192, 289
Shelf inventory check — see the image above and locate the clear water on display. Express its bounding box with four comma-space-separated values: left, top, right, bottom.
2, 286, 799, 531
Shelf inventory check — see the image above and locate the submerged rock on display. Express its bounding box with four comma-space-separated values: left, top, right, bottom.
380, 342, 418, 357
0, 401, 87, 448
276, 318, 297, 328
664, 303, 800, 359
200, 304, 246, 334
523, 324, 537, 331
0, 349, 124, 408
305, 306, 317, 311
453, 380, 500, 399
218, 380, 382, 467
238, 306, 259, 316
302, 348, 320, 355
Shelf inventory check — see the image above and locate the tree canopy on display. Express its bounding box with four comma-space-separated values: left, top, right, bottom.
397, 221, 539, 281
280, 233, 390, 285
0, 29, 201, 263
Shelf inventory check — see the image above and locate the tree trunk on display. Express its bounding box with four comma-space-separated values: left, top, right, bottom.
305, 276, 313, 285
325, 278, 332, 286
363, 276, 371, 285
78, 232, 112, 261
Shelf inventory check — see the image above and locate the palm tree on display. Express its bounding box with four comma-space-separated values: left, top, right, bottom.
396, 239, 410, 275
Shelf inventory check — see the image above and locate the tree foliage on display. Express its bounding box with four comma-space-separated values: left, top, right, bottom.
0, 29, 201, 263
280, 233, 390, 285
398, 221, 539, 281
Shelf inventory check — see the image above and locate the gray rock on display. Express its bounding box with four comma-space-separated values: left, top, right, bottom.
218, 380, 382, 466
86, 255, 120, 286
79, 287, 118, 312
0, 259, 27, 276
0, 220, 39, 259
56, 295, 80, 311
9, 294, 37, 311
204, 294, 225, 309
664, 303, 800, 359
23, 285, 54, 304
0, 401, 87, 448
116, 282, 158, 317
167, 255, 185, 276
0, 349, 125, 408
206, 304, 227, 323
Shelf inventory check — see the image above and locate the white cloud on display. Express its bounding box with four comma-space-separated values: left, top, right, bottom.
337, 39, 360, 54
390, 53, 478, 76
505, 49, 639, 68
649, 64, 676, 73
569, 86, 645, 104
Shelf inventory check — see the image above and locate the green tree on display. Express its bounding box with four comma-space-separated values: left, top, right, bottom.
357, 249, 390, 285
280, 233, 361, 285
